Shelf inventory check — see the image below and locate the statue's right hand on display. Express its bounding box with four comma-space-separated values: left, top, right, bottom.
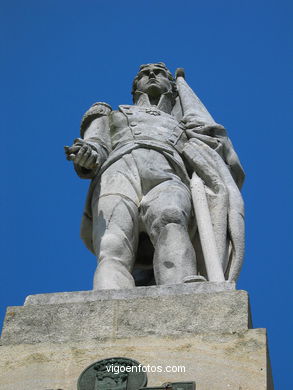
64, 139, 100, 170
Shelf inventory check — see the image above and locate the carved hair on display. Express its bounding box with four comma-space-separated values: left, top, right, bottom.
132, 62, 177, 101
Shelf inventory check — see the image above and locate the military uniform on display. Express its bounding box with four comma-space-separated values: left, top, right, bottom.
74, 82, 245, 288
76, 98, 201, 289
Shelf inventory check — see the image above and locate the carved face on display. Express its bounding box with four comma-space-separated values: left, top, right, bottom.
135, 64, 173, 98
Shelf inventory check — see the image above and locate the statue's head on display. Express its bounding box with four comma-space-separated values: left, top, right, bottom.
132, 62, 177, 103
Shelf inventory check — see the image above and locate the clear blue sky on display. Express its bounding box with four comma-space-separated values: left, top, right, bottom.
0, 1, 292, 388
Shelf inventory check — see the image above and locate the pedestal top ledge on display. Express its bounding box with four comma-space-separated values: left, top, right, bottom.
2, 286, 251, 346
24, 281, 235, 305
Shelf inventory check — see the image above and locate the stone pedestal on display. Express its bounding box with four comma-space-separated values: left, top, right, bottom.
0, 283, 273, 390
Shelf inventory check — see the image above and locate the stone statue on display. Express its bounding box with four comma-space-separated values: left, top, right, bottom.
65, 63, 245, 290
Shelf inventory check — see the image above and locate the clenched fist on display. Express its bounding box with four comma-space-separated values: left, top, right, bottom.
64, 138, 100, 170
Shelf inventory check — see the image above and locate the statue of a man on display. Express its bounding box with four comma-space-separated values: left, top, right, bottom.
65, 63, 245, 290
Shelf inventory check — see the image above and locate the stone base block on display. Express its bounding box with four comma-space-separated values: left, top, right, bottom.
2, 289, 249, 345
0, 330, 272, 390
0, 287, 272, 389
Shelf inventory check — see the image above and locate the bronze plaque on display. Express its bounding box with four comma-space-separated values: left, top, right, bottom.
77, 357, 148, 390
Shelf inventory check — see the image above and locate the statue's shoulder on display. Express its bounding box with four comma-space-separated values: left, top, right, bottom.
83, 102, 112, 118
81, 102, 112, 131
118, 104, 137, 111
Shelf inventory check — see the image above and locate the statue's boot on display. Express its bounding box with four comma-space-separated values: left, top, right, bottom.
93, 255, 136, 290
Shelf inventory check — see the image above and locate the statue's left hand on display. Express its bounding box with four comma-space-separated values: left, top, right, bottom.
64, 138, 100, 170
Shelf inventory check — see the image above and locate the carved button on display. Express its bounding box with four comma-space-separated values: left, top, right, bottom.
126, 112, 133, 115
130, 122, 137, 127
134, 130, 142, 135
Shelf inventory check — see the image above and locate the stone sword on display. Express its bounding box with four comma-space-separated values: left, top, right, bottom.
175, 68, 225, 282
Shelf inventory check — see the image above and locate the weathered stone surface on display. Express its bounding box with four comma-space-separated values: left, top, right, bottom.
24, 281, 235, 305
0, 329, 272, 390
0, 289, 272, 389
1, 290, 249, 345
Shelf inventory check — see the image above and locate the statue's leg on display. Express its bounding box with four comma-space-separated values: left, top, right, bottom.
142, 180, 199, 285
91, 158, 140, 290
92, 195, 138, 289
